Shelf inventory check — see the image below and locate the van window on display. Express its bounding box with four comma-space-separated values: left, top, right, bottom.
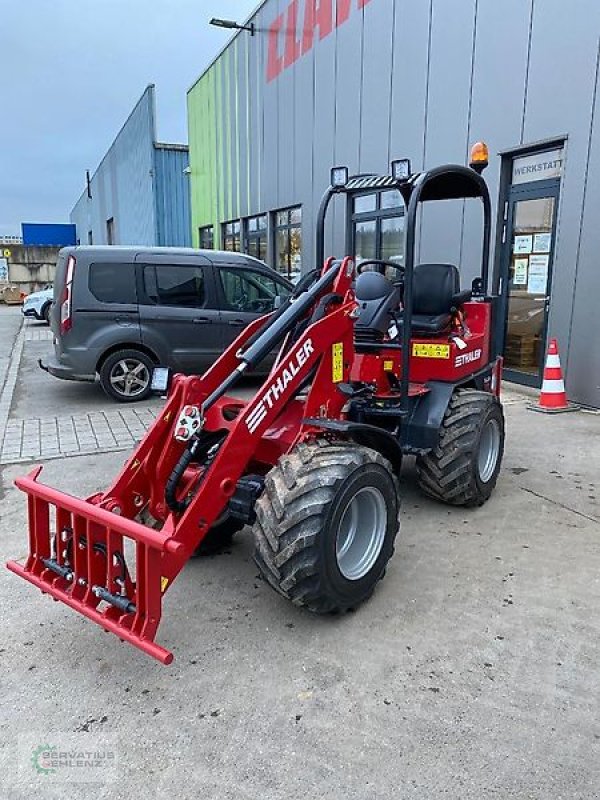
89, 263, 137, 304
219, 267, 291, 314
143, 265, 207, 308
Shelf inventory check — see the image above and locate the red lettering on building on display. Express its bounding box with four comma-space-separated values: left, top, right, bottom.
302, 0, 333, 55
266, 0, 375, 83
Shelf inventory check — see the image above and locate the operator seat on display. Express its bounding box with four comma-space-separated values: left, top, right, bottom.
407, 263, 471, 335
354, 270, 401, 345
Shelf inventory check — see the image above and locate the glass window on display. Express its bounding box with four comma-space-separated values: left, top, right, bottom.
274, 206, 302, 280
354, 194, 377, 214
380, 216, 405, 266
199, 226, 214, 249
222, 220, 241, 252
354, 220, 377, 262
219, 267, 291, 314
352, 190, 405, 267
143, 265, 206, 308
89, 263, 137, 304
244, 214, 267, 261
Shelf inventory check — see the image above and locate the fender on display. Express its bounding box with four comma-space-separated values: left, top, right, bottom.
303, 417, 403, 472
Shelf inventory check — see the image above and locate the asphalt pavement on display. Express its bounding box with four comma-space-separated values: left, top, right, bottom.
0, 304, 599, 799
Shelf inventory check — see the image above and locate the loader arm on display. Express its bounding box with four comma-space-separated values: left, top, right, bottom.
7, 258, 357, 664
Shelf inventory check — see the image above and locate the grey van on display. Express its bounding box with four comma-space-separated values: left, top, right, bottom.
43, 246, 293, 402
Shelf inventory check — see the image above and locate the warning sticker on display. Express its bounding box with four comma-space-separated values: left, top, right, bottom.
161, 576, 169, 593
412, 343, 450, 359
332, 343, 344, 383
383, 360, 394, 372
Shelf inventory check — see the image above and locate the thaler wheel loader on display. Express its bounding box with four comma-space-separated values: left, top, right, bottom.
7, 145, 505, 664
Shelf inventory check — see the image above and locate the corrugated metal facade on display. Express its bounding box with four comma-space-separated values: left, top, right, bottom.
187, 0, 600, 408
71, 85, 190, 247
154, 144, 192, 247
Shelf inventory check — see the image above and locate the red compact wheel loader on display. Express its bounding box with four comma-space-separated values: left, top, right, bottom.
7, 146, 505, 664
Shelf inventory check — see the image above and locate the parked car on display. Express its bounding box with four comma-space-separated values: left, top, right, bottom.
41, 246, 293, 402
21, 285, 53, 323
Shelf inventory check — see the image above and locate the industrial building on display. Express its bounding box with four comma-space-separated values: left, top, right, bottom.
187, 0, 600, 408
71, 85, 191, 248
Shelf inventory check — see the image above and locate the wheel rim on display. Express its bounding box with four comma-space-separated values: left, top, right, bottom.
109, 358, 150, 398
335, 486, 387, 581
478, 418, 501, 483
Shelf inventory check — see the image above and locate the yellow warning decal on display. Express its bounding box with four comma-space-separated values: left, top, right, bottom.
332, 342, 344, 383
412, 343, 450, 359
161, 576, 169, 593
383, 360, 394, 372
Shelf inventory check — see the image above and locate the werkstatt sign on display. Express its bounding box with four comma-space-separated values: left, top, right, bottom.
267, 0, 375, 83
512, 148, 564, 184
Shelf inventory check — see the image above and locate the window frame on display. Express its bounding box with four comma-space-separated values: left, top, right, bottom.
139, 262, 211, 309
243, 214, 268, 261
106, 217, 115, 246
88, 262, 137, 305
215, 263, 292, 314
199, 225, 214, 250
273, 205, 302, 280
350, 190, 405, 265
222, 219, 241, 252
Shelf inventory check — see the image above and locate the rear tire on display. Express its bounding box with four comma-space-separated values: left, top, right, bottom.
99, 349, 154, 403
252, 440, 400, 613
416, 389, 505, 507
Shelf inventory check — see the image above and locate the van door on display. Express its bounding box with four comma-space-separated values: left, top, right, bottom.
136, 254, 223, 372
215, 263, 292, 354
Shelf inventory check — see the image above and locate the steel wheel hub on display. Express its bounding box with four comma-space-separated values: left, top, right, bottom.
110, 359, 150, 398
335, 486, 387, 581
478, 418, 501, 483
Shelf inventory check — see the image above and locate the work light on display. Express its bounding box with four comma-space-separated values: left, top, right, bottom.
330, 166, 349, 188
391, 159, 411, 181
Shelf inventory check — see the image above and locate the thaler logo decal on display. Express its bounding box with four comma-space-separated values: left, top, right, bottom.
246, 340, 315, 433
455, 348, 482, 368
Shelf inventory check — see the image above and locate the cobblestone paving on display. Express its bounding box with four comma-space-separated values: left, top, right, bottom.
0, 407, 157, 464
24, 327, 53, 342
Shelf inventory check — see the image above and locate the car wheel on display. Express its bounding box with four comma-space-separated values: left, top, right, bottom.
99, 349, 154, 403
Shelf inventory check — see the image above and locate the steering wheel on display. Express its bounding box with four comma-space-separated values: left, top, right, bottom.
356, 259, 405, 277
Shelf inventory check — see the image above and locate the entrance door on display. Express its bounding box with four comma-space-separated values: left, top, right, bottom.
502, 182, 560, 386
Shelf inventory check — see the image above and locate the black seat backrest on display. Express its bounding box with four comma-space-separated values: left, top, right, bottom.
413, 263, 460, 316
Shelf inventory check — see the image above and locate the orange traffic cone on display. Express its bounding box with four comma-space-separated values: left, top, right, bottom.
529, 338, 579, 413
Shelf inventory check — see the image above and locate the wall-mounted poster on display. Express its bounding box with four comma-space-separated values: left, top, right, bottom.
513, 257, 528, 285
0, 258, 8, 281
527, 254, 549, 294
513, 235, 533, 254
533, 232, 551, 253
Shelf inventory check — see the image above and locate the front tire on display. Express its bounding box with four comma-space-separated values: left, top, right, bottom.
252, 440, 400, 613
416, 389, 505, 507
42, 303, 51, 325
99, 349, 154, 403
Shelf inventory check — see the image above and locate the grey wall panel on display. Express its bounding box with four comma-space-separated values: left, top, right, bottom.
311, 20, 338, 260
460, 0, 532, 286
559, 40, 600, 407
389, 0, 431, 171
277, 55, 297, 208
523, 0, 600, 373
420, 0, 476, 267
70, 86, 156, 245
359, 0, 395, 175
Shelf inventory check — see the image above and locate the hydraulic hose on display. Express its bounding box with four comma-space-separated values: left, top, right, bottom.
165, 440, 198, 514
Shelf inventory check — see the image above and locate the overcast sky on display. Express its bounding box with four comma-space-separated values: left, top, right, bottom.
0, 0, 257, 237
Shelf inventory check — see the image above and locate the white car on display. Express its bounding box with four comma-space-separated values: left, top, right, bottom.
21, 286, 53, 324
